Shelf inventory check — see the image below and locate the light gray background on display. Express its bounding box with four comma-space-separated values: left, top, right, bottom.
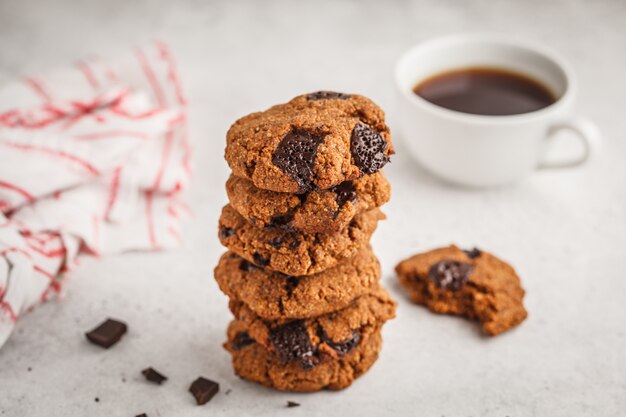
1, 0, 625, 416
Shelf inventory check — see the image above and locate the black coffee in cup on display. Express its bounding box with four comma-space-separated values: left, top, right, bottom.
413, 67, 556, 116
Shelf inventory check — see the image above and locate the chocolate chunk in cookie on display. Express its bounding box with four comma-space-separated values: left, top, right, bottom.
306, 91, 352, 101
272, 129, 326, 193
463, 247, 482, 259
331, 181, 358, 208
350, 124, 389, 174
220, 226, 236, 240
231, 331, 255, 351
269, 321, 317, 369
428, 260, 473, 291
396, 245, 527, 336
320, 330, 361, 356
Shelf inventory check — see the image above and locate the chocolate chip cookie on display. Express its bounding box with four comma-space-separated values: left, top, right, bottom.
219, 204, 384, 276
228, 284, 396, 368
225, 319, 382, 392
395, 245, 527, 336
214, 246, 380, 320
226, 172, 390, 234
225, 92, 394, 194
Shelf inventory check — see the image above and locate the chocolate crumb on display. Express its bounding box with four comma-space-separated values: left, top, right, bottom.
135, 414, 147, 417
94, 398, 99, 403
142, 367, 167, 385
286, 401, 301, 408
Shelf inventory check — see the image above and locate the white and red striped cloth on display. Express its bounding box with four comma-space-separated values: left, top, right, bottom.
0, 42, 190, 347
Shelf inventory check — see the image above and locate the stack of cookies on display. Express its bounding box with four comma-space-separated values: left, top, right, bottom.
215, 91, 396, 392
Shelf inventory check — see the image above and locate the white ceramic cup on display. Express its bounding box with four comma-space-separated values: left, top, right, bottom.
395, 34, 601, 187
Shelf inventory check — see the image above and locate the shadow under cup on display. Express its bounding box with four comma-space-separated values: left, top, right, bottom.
395, 35, 582, 187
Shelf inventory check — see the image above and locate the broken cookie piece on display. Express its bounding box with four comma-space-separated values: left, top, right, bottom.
395, 245, 527, 336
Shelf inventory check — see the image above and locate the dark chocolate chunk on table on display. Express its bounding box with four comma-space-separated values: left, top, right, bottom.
85, 318, 127, 348
142, 367, 167, 385
189, 377, 219, 405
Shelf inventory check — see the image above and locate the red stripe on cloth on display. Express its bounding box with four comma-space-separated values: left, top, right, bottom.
102, 62, 118, 82
40, 280, 62, 303
25, 243, 66, 258
23, 234, 46, 246
152, 126, 175, 191
77, 61, 100, 90
156, 41, 187, 106
33, 265, 55, 280
182, 129, 192, 175
104, 167, 122, 221
0, 247, 33, 259
24, 77, 52, 102
168, 226, 181, 243
26, 232, 59, 244
0, 301, 17, 322
109, 104, 163, 120
135, 48, 167, 108
176, 200, 192, 216
73, 130, 149, 141
167, 205, 178, 219
0, 180, 36, 203
0, 142, 100, 176
145, 191, 158, 249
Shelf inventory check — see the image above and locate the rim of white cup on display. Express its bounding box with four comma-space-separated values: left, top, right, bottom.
395, 33, 577, 125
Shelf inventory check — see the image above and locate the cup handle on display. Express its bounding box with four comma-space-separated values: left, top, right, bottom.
538, 117, 601, 169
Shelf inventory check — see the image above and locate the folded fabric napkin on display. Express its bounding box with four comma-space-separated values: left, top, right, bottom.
0, 42, 190, 347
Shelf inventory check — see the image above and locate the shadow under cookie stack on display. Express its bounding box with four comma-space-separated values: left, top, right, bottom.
215, 91, 397, 392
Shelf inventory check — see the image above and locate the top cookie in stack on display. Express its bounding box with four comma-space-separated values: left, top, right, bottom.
225, 91, 393, 195
216, 91, 396, 392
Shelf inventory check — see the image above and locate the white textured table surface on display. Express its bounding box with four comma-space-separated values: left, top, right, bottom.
1, 1, 625, 416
